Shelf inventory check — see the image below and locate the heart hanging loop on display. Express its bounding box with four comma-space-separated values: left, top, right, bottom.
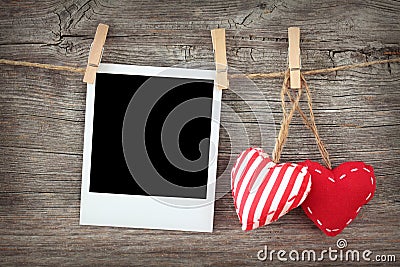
271, 70, 302, 164
293, 74, 332, 169
272, 69, 332, 170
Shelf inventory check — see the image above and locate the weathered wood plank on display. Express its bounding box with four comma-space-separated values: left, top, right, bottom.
1, 0, 399, 266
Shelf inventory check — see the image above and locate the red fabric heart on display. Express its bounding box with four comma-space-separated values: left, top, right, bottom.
231, 148, 311, 230
300, 160, 376, 236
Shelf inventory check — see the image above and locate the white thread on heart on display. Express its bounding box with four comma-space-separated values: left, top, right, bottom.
307, 207, 336, 232
304, 164, 376, 236
297, 177, 312, 207
305, 206, 356, 234
304, 203, 358, 234
307, 206, 313, 214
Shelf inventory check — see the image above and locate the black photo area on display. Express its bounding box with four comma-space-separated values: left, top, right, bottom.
89, 73, 214, 199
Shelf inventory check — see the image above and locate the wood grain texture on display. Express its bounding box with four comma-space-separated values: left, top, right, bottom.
0, 0, 399, 266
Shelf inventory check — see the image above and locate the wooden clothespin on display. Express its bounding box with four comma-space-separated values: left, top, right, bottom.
83, 23, 109, 84
288, 27, 301, 89
211, 28, 229, 90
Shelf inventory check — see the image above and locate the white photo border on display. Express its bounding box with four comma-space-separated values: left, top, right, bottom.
80, 63, 222, 232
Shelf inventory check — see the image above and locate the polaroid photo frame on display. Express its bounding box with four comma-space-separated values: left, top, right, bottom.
80, 63, 222, 232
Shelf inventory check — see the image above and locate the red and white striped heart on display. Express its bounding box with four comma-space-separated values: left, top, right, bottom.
231, 148, 312, 231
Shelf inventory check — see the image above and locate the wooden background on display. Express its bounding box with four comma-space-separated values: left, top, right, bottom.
1, 0, 399, 266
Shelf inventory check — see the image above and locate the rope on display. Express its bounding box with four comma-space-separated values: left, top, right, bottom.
292, 74, 332, 169
0, 57, 399, 78
0, 59, 85, 74
272, 70, 302, 164
245, 58, 400, 78
272, 70, 332, 169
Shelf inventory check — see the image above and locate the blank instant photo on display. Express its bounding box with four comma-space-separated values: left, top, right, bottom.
80, 63, 222, 232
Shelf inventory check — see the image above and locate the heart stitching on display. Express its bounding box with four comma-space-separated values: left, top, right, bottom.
300, 160, 376, 236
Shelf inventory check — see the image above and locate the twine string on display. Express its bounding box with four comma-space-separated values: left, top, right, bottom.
272, 70, 302, 164
244, 57, 400, 79
0, 59, 86, 73
272, 70, 332, 169
287, 74, 332, 169
301, 74, 332, 169
0, 57, 399, 78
